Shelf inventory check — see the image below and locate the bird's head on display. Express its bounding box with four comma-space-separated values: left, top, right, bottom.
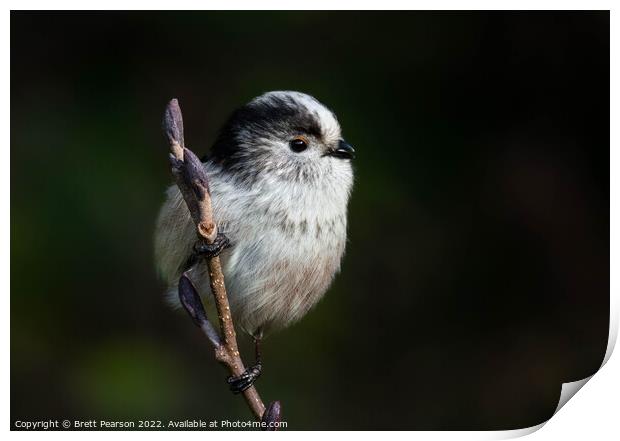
210, 91, 355, 187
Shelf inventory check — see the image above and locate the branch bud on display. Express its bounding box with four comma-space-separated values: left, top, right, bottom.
163, 98, 185, 149
261, 401, 282, 430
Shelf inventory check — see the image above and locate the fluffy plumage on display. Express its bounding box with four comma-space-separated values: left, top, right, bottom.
154, 91, 354, 336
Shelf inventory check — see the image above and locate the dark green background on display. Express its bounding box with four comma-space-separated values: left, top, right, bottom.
11, 11, 609, 430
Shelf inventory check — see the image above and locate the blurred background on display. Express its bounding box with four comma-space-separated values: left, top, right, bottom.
11, 11, 609, 430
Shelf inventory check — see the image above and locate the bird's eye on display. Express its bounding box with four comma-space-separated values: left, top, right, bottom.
290, 137, 308, 153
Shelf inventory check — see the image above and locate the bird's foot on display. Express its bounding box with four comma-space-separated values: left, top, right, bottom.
182, 232, 231, 272
193, 232, 230, 259
227, 362, 262, 394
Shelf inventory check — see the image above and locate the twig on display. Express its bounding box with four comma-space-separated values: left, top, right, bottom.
162, 99, 281, 425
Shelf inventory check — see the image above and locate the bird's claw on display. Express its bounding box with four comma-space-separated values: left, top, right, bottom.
193, 232, 230, 259
227, 362, 262, 394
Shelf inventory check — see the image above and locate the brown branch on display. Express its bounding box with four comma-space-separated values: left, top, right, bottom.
163, 99, 280, 424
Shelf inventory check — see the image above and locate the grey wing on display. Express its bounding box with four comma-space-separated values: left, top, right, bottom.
154, 177, 234, 307
154, 185, 199, 307
154, 184, 196, 288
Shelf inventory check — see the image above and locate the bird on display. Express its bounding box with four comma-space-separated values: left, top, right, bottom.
154, 91, 354, 391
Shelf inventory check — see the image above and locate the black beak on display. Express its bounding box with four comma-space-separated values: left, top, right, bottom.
328, 140, 356, 160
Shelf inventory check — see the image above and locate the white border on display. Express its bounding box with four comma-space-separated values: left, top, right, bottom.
3, 2, 616, 439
